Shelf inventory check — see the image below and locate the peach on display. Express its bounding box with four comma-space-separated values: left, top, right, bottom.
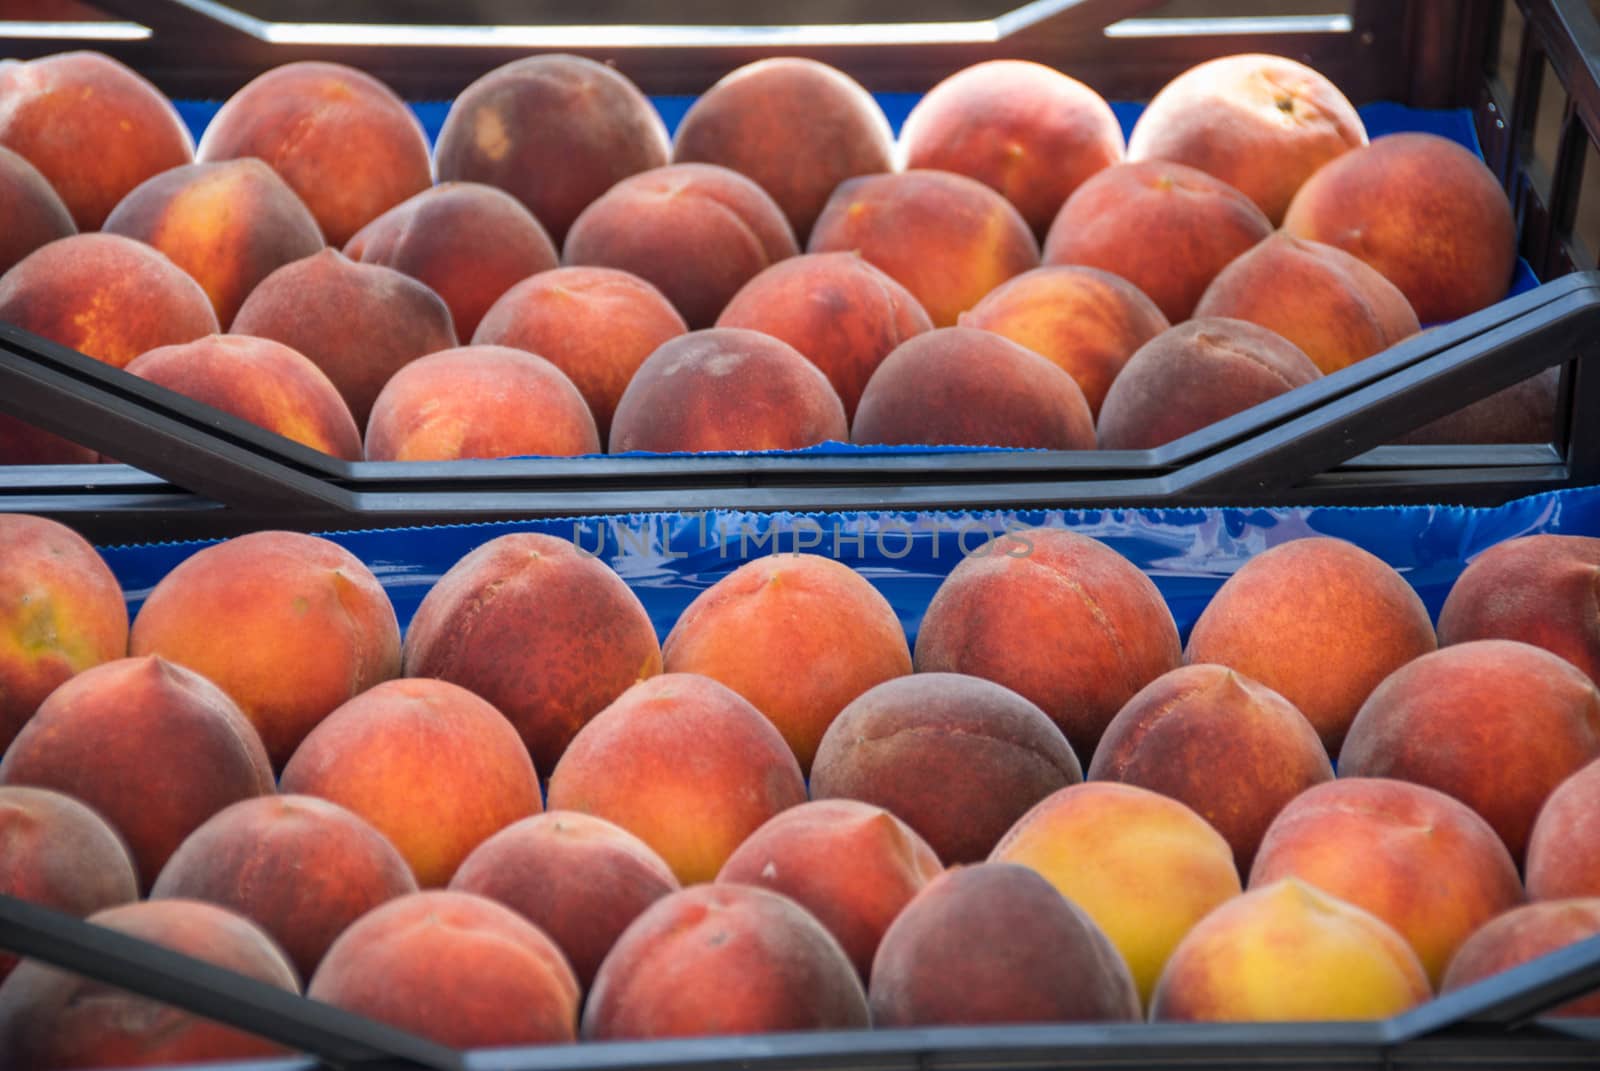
0, 656, 274, 890
546, 674, 807, 885
308, 890, 580, 1047
1340, 640, 1600, 863
1087, 664, 1333, 872
401, 532, 662, 773
450, 811, 679, 991
1440, 899, 1600, 1016
716, 799, 942, 980
0, 145, 75, 277
345, 181, 560, 339
472, 266, 687, 441
1527, 758, 1600, 899
958, 265, 1168, 418
280, 678, 540, 888
1151, 878, 1431, 1020
1193, 233, 1420, 374
364, 345, 599, 461
434, 54, 670, 246
0, 786, 138, 981
809, 169, 1039, 327
0, 51, 194, 230
196, 61, 432, 247
810, 673, 1082, 865
0, 513, 128, 754
1398, 368, 1558, 444
102, 159, 324, 328
230, 248, 458, 427
672, 58, 894, 242
869, 862, 1140, 1026
1250, 778, 1525, 986
0, 899, 297, 1067
124, 335, 362, 461
662, 553, 910, 772
1043, 160, 1273, 322
991, 782, 1242, 1005
715, 252, 933, 420
608, 328, 847, 453
914, 527, 1182, 759
1184, 536, 1438, 754
1283, 132, 1517, 323
564, 163, 798, 329
900, 60, 1124, 236
583, 883, 868, 1039
1437, 534, 1600, 683
1128, 53, 1367, 224
150, 794, 417, 981
129, 530, 401, 767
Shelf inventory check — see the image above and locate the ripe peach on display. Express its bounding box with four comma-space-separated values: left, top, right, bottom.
0, 656, 274, 890
564, 163, 799, 329
151, 794, 417, 981
1184, 536, 1438, 754
130, 530, 401, 767
851, 326, 1096, 449
1526, 759, 1600, 899
914, 527, 1181, 759
197, 61, 432, 246
583, 883, 868, 1039
1398, 368, 1558, 444
1440, 899, 1600, 1016
0, 145, 75, 277
672, 58, 893, 242
546, 674, 807, 885
401, 532, 661, 773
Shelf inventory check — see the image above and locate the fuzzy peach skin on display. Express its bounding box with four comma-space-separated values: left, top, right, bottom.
716, 800, 942, 981
546, 674, 807, 885
0, 513, 128, 754
900, 60, 1124, 237
1249, 778, 1525, 987
280, 678, 542, 888
662, 553, 911, 772
1439, 899, 1600, 1016
435, 54, 670, 247
0, 145, 75, 277
1150, 878, 1431, 1021
0, 656, 275, 890
1339, 639, 1600, 864
1087, 664, 1333, 873
1283, 132, 1517, 323
564, 163, 799, 330
0, 51, 194, 230
809, 169, 1040, 327
401, 532, 662, 773
345, 182, 560, 340
716, 252, 933, 421
151, 794, 417, 982
103, 159, 324, 328
1193, 233, 1420, 375
582, 883, 868, 1040
958, 265, 1168, 418
309, 890, 581, 1047
1042, 160, 1272, 323
991, 782, 1241, 1007
130, 530, 401, 768
810, 673, 1082, 865
608, 328, 847, 453
364, 345, 600, 461
1127, 53, 1367, 224
125, 335, 362, 461
472, 266, 687, 442
851, 326, 1097, 450
672, 58, 894, 242
196, 61, 432, 247
1526, 758, 1600, 899
914, 527, 1182, 760
451, 811, 680, 992
0, 899, 298, 1068
1184, 536, 1438, 755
